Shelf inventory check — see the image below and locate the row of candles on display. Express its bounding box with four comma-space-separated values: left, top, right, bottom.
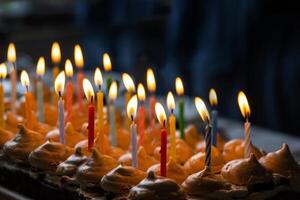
0, 42, 252, 176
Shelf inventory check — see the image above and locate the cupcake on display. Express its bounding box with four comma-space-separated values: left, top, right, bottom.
0, 127, 14, 150
56, 147, 88, 176
184, 146, 224, 175
128, 171, 186, 200
3, 124, 44, 164
118, 146, 158, 171
28, 141, 73, 172
101, 165, 146, 198
154, 138, 193, 165
222, 139, 264, 163
147, 158, 187, 184
76, 148, 118, 191
182, 166, 234, 199
4, 111, 23, 133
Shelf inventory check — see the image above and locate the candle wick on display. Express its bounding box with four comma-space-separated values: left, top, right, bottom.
58, 90, 62, 98
131, 115, 134, 121
98, 84, 102, 91
90, 96, 94, 104
171, 108, 174, 114
163, 119, 166, 128
26, 85, 29, 92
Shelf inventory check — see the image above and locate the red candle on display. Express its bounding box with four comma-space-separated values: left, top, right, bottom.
82, 78, 95, 151
65, 59, 74, 122
160, 126, 167, 176
155, 102, 167, 177
88, 102, 95, 151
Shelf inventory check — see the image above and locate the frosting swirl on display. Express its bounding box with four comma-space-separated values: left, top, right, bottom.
101, 165, 146, 194
3, 124, 44, 164
147, 158, 187, 184
182, 166, 231, 197
221, 154, 270, 186
128, 171, 186, 200
56, 147, 88, 176
28, 141, 74, 172
118, 146, 158, 171
4, 111, 23, 133
76, 149, 117, 190
259, 143, 299, 177
0, 127, 14, 149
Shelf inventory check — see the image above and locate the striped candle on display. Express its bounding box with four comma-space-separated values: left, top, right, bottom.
204, 125, 212, 168
244, 121, 251, 158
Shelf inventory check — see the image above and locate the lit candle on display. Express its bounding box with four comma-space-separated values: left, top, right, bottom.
209, 88, 218, 146
94, 67, 105, 152
146, 68, 156, 128
83, 78, 95, 151
155, 102, 167, 177
127, 95, 138, 167
195, 97, 211, 169
74, 45, 84, 111
21, 70, 34, 129
0, 63, 7, 127
7, 43, 16, 113
166, 91, 176, 162
51, 42, 61, 105
108, 81, 118, 146
36, 57, 45, 122
54, 71, 66, 144
238, 91, 251, 158
175, 77, 185, 139
103, 53, 112, 93
137, 83, 146, 146
64, 59, 74, 122
122, 73, 135, 130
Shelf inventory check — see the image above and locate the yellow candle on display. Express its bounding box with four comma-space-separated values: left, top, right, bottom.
94, 67, 105, 152
0, 63, 7, 127
122, 73, 135, 130
51, 42, 61, 104
21, 70, 34, 129
166, 91, 176, 161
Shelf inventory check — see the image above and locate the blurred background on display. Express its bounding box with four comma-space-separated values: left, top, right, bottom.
0, 0, 299, 136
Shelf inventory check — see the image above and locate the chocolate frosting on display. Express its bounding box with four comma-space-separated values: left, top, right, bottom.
221, 154, 271, 186
3, 124, 44, 164
128, 171, 186, 200
259, 143, 299, 177
101, 165, 146, 194
56, 147, 87, 176
4, 111, 23, 133
28, 141, 74, 172
118, 146, 158, 171
182, 166, 231, 197
46, 122, 86, 147
0, 127, 14, 149
147, 158, 187, 184
76, 149, 118, 189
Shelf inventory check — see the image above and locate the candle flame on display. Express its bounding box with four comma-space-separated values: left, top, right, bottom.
209, 88, 218, 106
103, 53, 112, 72
122, 73, 135, 92
51, 42, 61, 64
0, 63, 7, 79
127, 95, 138, 120
108, 81, 118, 101
20, 70, 30, 87
166, 91, 175, 112
74, 44, 84, 68
175, 77, 184, 96
83, 78, 95, 103
36, 57, 45, 76
155, 102, 167, 126
94, 67, 103, 87
7, 43, 16, 63
64, 59, 73, 77
238, 91, 251, 119
54, 71, 65, 95
137, 83, 146, 101
194, 97, 210, 122
146, 68, 156, 92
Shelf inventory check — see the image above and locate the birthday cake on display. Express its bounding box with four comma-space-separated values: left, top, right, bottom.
0, 43, 299, 200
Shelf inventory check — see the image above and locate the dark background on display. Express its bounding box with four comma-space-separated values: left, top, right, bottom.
0, 0, 299, 136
